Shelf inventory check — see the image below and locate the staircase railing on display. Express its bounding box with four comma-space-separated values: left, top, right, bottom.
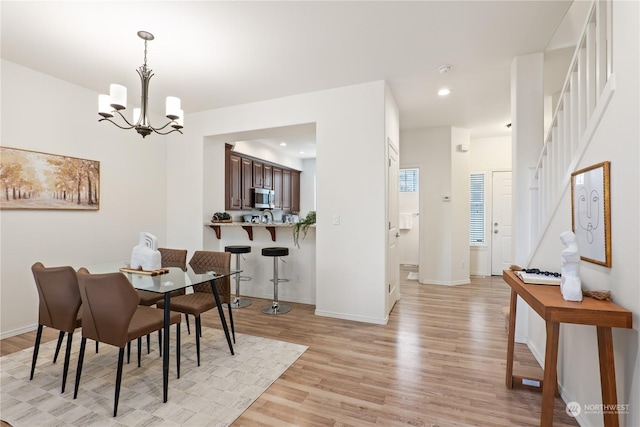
528, 0, 615, 262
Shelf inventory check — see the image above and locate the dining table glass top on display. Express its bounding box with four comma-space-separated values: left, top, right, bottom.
80, 261, 241, 294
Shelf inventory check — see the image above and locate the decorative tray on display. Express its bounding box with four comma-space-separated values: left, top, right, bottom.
211, 219, 233, 223
119, 267, 170, 276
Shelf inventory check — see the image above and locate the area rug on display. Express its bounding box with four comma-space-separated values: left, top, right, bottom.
1, 326, 307, 426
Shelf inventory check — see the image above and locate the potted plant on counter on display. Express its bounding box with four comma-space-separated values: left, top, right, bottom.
293, 211, 316, 248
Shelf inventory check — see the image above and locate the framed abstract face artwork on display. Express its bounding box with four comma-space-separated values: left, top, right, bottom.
570, 161, 611, 267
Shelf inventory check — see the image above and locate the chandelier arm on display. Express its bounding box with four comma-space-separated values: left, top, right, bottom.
98, 117, 136, 130
152, 127, 184, 136
113, 109, 137, 128
150, 120, 179, 132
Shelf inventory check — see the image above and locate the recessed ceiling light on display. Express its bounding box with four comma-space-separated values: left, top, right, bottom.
280, 142, 287, 146
438, 65, 453, 74
438, 88, 451, 96
299, 151, 305, 154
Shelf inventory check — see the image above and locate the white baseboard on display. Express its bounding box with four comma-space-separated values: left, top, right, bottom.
419, 279, 470, 286
1, 323, 38, 340
314, 309, 388, 325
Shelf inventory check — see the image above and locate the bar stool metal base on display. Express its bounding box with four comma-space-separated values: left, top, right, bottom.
261, 302, 291, 315
231, 297, 252, 308
225, 245, 252, 309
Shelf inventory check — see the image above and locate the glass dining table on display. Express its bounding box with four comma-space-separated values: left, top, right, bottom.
81, 261, 241, 403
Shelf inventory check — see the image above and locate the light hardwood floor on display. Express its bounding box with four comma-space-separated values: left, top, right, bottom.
1, 267, 578, 426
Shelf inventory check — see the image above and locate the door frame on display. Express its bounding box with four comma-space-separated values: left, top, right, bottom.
490, 169, 512, 275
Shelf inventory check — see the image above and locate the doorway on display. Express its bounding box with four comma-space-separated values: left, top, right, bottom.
491, 170, 512, 275
398, 168, 419, 267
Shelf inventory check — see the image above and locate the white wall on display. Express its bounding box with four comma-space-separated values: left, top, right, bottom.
527, 2, 639, 426
165, 81, 397, 324
450, 128, 471, 284
469, 136, 512, 276
399, 127, 470, 285
0, 60, 168, 338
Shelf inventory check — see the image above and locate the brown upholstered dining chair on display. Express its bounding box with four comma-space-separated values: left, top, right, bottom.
30, 262, 81, 393
157, 250, 233, 366
137, 248, 191, 353
74, 268, 181, 417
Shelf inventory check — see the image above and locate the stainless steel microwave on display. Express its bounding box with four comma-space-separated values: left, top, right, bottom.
253, 188, 275, 209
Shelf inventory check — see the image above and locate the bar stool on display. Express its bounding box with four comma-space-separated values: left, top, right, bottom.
261, 247, 290, 315
224, 245, 252, 308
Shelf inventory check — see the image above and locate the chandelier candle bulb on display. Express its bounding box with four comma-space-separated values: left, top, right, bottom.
109, 84, 127, 110
166, 96, 181, 120
98, 94, 113, 118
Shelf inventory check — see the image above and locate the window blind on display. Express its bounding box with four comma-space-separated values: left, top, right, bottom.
470, 173, 485, 244
399, 168, 418, 192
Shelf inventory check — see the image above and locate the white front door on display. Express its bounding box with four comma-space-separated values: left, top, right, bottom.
491, 171, 513, 275
387, 140, 400, 313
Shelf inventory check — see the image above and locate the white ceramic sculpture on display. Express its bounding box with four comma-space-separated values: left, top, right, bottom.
130, 232, 161, 271
559, 231, 583, 302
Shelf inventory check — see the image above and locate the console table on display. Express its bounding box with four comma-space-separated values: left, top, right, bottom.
502, 269, 632, 427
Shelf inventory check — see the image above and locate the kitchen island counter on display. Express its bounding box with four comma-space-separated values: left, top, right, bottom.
205, 221, 314, 241
203, 221, 316, 305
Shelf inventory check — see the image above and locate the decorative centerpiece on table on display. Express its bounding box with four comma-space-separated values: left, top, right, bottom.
211, 212, 232, 223
293, 211, 316, 248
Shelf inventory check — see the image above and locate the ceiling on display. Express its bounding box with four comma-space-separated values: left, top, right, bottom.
1, 1, 580, 157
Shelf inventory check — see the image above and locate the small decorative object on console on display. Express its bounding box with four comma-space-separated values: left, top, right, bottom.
130, 232, 161, 271
560, 231, 582, 301
212, 212, 232, 223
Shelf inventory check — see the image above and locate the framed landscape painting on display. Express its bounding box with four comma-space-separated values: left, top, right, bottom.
0, 147, 100, 210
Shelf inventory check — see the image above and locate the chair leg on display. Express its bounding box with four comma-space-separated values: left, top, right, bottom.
126, 342, 131, 364
147, 334, 151, 354
61, 332, 73, 393
30, 324, 43, 380
95, 341, 99, 353
73, 337, 87, 399
176, 322, 181, 379
53, 330, 65, 363
227, 303, 236, 344
185, 314, 190, 335
137, 337, 142, 367
195, 316, 201, 367
114, 348, 125, 417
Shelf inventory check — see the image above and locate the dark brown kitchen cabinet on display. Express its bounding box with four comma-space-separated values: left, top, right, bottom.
224, 145, 301, 211
291, 170, 300, 213
225, 144, 243, 210
272, 167, 283, 208
282, 169, 291, 210
263, 164, 273, 190
252, 161, 263, 188
241, 157, 253, 209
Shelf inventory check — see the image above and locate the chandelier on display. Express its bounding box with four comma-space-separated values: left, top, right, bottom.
98, 31, 183, 138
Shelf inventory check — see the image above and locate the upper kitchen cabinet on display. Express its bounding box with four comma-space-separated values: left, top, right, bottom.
225, 145, 301, 211
273, 167, 283, 209
241, 157, 253, 210
263, 164, 273, 190
226, 145, 242, 210
252, 161, 264, 188
291, 170, 300, 213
